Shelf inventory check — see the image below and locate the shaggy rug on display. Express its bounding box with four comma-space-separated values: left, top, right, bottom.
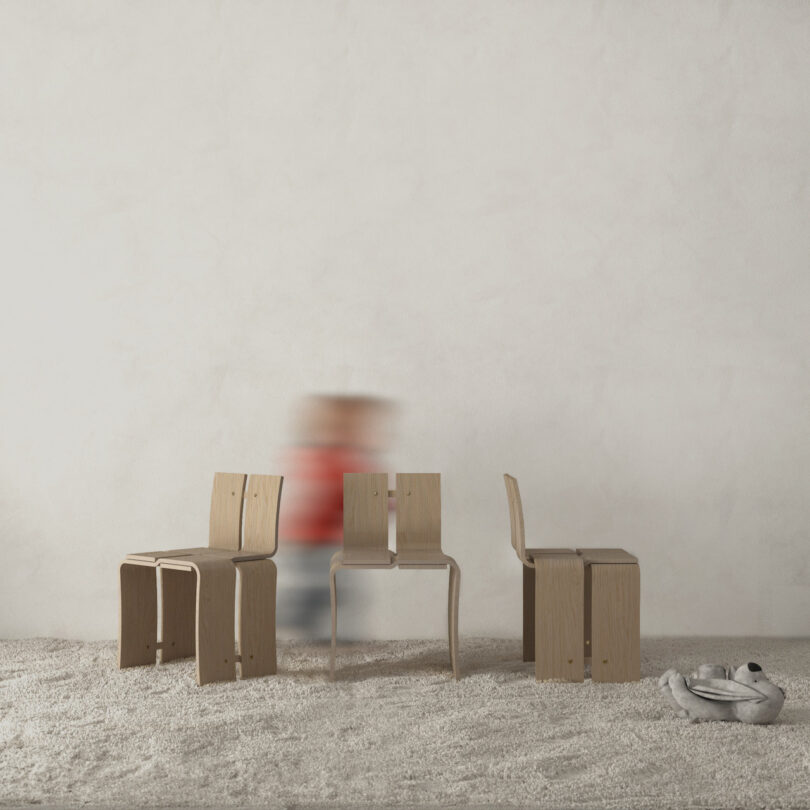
0, 637, 808, 809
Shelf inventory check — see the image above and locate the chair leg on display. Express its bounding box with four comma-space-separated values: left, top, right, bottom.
447, 566, 453, 667
534, 555, 584, 682
329, 562, 338, 679
193, 560, 237, 686
590, 562, 640, 683
236, 559, 277, 678
522, 563, 535, 662
160, 567, 196, 663
448, 561, 461, 680
119, 562, 157, 668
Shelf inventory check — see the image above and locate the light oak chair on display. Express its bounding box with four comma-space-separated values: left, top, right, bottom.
330, 473, 460, 680
504, 474, 639, 683
119, 473, 283, 685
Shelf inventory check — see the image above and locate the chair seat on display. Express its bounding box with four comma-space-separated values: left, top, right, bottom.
331, 549, 397, 568
396, 550, 455, 568
576, 548, 638, 565
526, 548, 576, 558
525, 548, 638, 565
155, 551, 246, 571
126, 547, 271, 564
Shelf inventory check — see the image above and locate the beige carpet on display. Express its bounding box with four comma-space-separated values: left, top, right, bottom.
0, 637, 808, 809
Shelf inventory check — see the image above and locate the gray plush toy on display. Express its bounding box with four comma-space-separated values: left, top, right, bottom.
659, 662, 785, 724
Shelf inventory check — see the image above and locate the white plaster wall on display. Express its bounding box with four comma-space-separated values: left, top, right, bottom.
1, 0, 808, 640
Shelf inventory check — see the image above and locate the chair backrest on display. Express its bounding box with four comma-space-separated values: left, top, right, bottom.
209, 473, 247, 550
209, 472, 283, 556
503, 474, 529, 565
395, 473, 441, 556
242, 475, 284, 555
343, 473, 389, 560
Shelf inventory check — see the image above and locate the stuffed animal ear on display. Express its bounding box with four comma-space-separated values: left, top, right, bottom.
687, 678, 766, 703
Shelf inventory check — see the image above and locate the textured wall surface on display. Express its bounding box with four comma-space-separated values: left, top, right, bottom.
1, 0, 808, 639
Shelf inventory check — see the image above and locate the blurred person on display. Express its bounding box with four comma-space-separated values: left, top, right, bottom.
277, 394, 394, 641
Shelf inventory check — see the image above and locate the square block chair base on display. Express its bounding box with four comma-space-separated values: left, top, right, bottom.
522, 548, 640, 683
119, 473, 282, 686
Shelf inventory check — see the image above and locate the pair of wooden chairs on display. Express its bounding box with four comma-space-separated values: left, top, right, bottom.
330, 473, 461, 679
504, 474, 640, 683
119, 473, 283, 685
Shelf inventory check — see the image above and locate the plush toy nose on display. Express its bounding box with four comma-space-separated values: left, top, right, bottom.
747, 662, 762, 672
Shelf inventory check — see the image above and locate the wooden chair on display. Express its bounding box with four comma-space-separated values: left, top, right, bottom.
504, 474, 639, 683
119, 473, 283, 685
330, 473, 460, 680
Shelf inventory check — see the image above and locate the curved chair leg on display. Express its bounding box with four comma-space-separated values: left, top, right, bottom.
191, 559, 237, 686
329, 561, 339, 679
447, 566, 453, 667
448, 561, 460, 680
119, 562, 157, 668
237, 559, 277, 678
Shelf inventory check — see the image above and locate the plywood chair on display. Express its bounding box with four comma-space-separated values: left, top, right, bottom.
503, 474, 639, 683
330, 473, 460, 680
119, 473, 283, 685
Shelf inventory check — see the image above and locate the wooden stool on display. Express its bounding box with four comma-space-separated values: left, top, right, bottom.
522, 548, 640, 683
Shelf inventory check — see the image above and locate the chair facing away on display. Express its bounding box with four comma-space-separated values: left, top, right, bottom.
330, 473, 460, 679
119, 473, 283, 685
504, 474, 639, 683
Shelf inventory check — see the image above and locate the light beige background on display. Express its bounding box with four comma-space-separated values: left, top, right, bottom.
1, 0, 808, 640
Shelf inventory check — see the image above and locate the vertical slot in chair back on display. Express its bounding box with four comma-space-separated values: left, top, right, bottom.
504, 474, 528, 564
396, 473, 441, 557
209, 473, 247, 550
343, 473, 389, 562
242, 475, 284, 555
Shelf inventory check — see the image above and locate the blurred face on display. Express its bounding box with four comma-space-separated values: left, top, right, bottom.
347, 402, 393, 452
294, 395, 394, 449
